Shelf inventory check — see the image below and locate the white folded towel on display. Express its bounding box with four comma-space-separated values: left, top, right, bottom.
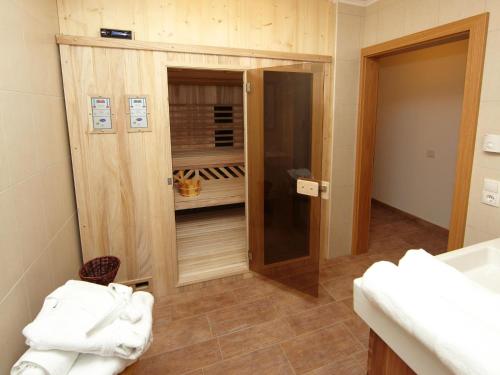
11, 349, 78, 375
68, 354, 133, 375
23, 280, 132, 343
24, 291, 154, 360
361, 261, 500, 375
11, 348, 134, 375
399, 249, 500, 334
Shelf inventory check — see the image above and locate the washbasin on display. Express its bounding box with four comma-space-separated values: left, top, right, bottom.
438, 240, 500, 294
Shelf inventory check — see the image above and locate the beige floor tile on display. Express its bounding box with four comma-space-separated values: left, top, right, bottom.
271, 285, 334, 317
281, 323, 363, 374
203, 345, 294, 375
285, 302, 354, 336
163, 291, 239, 322
321, 275, 355, 301
305, 355, 365, 375
207, 297, 279, 336
218, 319, 294, 359
125, 339, 221, 375
146, 315, 213, 358
345, 316, 370, 349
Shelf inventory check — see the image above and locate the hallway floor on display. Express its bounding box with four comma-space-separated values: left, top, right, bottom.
123, 202, 448, 375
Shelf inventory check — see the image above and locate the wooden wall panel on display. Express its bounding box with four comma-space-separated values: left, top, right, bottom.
56, 0, 335, 56
169, 84, 244, 151
59, 45, 177, 296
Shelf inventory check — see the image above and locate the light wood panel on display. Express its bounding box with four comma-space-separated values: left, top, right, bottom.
172, 148, 244, 170
56, 0, 335, 56
59, 45, 178, 296
168, 83, 244, 151
352, 13, 489, 255
174, 178, 245, 210
176, 207, 248, 286
168, 68, 243, 86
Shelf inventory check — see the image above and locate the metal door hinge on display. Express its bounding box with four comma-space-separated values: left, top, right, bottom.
248, 251, 253, 261
167, 177, 173, 185
245, 82, 251, 93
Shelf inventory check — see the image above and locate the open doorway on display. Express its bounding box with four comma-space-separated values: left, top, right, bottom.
352, 14, 489, 256
369, 39, 468, 256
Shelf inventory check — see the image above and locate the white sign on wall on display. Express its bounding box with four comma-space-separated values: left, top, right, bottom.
127, 96, 150, 131
90, 97, 112, 130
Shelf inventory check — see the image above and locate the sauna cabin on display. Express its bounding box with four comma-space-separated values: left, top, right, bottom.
57, 35, 331, 297
167, 69, 247, 285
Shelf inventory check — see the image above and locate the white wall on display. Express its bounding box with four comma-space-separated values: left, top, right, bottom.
0, 0, 81, 371
362, 0, 500, 247
329, 2, 364, 257
372, 40, 468, 229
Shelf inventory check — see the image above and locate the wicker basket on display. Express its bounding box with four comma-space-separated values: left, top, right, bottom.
79, 256, 121, 285
177, 178, 201, 197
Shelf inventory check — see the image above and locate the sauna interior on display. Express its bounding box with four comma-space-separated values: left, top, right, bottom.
168, 68, 247, 285
2, 0, 500, 374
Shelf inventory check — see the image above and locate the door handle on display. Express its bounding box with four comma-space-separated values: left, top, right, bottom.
297, 179, 319, 197
297, 179, 329, 198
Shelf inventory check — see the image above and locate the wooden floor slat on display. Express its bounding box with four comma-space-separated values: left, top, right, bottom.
176, 207, 248, 286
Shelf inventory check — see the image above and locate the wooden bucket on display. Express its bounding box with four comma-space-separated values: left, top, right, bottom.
177, 178, 201, 197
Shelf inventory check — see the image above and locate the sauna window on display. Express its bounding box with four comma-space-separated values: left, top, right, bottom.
214, 105, 233, 123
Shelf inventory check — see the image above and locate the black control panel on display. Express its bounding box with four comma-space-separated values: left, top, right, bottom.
100, 28, 133, 40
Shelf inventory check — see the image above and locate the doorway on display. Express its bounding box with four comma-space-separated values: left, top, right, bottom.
352, 14, 489, 255
369, 39, 468, 255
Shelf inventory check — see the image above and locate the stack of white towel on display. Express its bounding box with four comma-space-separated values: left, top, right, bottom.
360, 249, 500, 375
11, 280, 154, 375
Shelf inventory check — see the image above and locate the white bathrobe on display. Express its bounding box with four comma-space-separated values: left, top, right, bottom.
22, 280, 153, 360
11, 349, 133, 375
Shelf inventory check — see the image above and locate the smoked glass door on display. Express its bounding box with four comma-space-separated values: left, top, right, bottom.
247, 64, 324, 294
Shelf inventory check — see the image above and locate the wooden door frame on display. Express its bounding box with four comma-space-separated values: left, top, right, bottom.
352, 13, 489, 255
247, 63, 325, 276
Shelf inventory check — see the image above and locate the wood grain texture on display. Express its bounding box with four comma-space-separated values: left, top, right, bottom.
172, 149, 244, 170
352, 57, 380, 256
59, 45, 178, 296
168, 83, 244, 151
246, 68, 265, 270
352, 13, 489, 255
56, 0, 335, 56
176, 207, 248, 286
174, 178, 245, 210
367, 330, 416, 375
56, 35, 332, 63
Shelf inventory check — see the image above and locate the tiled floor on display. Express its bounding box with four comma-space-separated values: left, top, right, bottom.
123, 202, 448, 375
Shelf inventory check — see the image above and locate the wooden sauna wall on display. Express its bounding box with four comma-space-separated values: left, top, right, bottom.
59, 40, 333, 296
168, 84, 244, 151
56, 0, 335, 56
59, 46, 176, 295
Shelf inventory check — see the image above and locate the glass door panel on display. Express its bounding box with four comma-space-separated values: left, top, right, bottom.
247, 64, 324, 294
264, 71, 312, 264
